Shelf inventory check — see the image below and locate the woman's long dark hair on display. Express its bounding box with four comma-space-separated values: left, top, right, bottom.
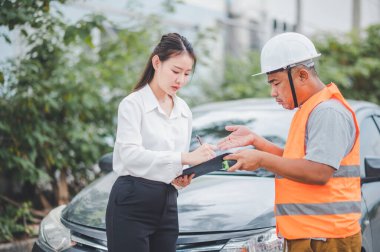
133, 33, 196, 91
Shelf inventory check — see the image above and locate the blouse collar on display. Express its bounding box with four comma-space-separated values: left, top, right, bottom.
140, 84, 190, 118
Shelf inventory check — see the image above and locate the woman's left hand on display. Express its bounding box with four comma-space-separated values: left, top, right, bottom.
172, 174, 195, 189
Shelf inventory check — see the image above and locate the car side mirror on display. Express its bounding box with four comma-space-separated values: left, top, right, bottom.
365, 156, 380, 178
99, 153, 113, 173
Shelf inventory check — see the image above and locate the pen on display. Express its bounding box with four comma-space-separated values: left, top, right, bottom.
196, 135, 203, 145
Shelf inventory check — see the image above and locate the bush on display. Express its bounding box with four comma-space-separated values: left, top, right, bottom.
0, 0, 162, 242
0, 201, 34, 242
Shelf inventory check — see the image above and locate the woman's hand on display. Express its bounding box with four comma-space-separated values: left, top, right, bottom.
181, 143, 217, 166
172, 174, 195, 189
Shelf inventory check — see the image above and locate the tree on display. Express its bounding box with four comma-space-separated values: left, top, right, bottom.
203, 51, 269, 101
0, 0, 161, 242
206, 25, 380, 105
315, 24, 380, 105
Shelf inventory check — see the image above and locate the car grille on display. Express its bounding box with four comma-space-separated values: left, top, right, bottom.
176, 241, 227, 251
63, 219, 256, 252
71, 231, 108, 251
70, 230, 227, 252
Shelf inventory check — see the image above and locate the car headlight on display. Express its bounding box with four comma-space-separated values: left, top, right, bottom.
220, 228, 283, 252
38, 205, 74, 251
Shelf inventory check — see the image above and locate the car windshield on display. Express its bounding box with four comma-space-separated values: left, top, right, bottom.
190, 107, 294, 177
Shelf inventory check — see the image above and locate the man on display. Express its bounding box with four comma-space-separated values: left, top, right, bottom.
218, 32, 361, 252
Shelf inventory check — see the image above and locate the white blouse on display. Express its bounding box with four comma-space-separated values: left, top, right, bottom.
112, 84, 192, 184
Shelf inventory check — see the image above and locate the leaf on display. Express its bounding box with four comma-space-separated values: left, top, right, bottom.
20, 28, 28, 37
63, 26, 77, 45
84, 35, 95, 49
1, 33, 11, 44
0, 121, 10, 132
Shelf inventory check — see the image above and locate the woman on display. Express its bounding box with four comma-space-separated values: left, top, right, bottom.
106, 33, 216, 252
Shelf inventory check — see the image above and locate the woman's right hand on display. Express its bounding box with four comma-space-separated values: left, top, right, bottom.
182, 143, 217, 166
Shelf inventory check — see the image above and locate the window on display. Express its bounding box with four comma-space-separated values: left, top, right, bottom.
249, 20, 260, 50
360, 115, 380, 164
373, 115, 380, 132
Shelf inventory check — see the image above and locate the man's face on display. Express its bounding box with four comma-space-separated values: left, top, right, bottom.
267, 70, 295, 110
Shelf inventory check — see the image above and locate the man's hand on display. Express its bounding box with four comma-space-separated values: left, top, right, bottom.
225, 150, 335, 185
223, 149, 264, 172
217, 125, 255, 150
218, 125, 284, 156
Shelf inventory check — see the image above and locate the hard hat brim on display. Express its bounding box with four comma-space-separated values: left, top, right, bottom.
251, 54, 321, 77
251, 72, 266, 77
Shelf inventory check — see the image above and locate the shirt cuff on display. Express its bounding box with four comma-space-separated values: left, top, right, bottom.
171, 152, 183, 177
304, 156, 339, 170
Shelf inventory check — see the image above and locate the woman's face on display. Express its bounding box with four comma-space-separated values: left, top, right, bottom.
153, 52, 194, 96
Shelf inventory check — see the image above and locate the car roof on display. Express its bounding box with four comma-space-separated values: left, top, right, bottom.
347, 99, 379, 112
192, 98, 285, 115
192, 98, 379, 115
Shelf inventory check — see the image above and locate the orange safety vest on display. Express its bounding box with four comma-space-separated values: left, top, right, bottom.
275, 83, 361, 239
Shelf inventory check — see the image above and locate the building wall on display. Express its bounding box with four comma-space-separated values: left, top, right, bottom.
263, 0, 380, 37
208, 0, 380, 56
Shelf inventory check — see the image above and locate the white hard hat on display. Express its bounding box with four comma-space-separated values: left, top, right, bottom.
252, 32, 321, 76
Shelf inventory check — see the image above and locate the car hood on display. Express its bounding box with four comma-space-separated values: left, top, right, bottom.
62, 172, 275, 233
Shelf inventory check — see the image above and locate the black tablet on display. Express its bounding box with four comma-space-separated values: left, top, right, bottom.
177, 153, 237, 179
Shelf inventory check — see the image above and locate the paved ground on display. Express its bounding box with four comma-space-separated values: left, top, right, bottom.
0, 238, 36, 252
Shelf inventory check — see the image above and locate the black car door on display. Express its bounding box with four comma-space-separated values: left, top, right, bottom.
360, 112, 380, 252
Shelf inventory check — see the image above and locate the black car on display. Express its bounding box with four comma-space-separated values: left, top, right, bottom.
33, 98, 380, 252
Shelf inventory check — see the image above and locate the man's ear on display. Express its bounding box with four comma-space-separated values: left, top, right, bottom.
299, 69, 309, 83
152, 55, 160, 70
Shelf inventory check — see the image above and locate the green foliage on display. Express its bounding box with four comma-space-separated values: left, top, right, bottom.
206, 25, 380, 105
204, 51, 269, 101
162, 0, 185, 12
0, 0, 67, 40
0, 0, 61, 27
0, 201, 34, 242
0, 1, 160, 210
315, 24, 380, 104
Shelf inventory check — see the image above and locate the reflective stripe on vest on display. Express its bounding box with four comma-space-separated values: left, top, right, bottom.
275, 83, 361, 239
276, 201, 361, 216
